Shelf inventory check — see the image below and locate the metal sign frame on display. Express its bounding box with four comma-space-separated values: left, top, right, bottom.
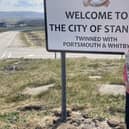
44, 0, 129, 54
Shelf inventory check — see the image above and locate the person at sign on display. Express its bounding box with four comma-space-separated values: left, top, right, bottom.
123, 52, 129, 129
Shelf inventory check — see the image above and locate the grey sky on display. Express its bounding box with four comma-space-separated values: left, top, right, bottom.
0, 0, 44, 12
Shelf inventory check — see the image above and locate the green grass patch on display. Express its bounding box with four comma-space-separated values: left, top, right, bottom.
0, 112, 20, 124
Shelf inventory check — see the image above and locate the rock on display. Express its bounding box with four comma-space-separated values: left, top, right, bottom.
69, 118, 81, 127
93, 119, 100, 127
71, 111, 82, 118
82, 113, 90, 119
98, 84, 125, 96
93, 117, 105, 122
23, 84, 55, 96
107, 119, 120, 127
89, 76, 102, 79
70, 111, 84, 126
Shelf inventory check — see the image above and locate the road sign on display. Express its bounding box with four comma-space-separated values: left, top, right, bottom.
45, 0, 129, 54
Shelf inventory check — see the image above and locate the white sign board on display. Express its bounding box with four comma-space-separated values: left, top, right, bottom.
45, 0, 129, 54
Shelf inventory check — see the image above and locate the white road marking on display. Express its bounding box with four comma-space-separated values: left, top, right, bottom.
1, 51, 7, 58
27, 54, 35, 57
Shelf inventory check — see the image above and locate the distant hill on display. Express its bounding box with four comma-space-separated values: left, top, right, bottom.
0, 11, 44, 23
16, 19, 44, 27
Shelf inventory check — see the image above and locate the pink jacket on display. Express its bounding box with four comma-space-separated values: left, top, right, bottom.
123, 64, 129, 93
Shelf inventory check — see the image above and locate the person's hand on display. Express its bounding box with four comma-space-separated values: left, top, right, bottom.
125, 81, 129, 91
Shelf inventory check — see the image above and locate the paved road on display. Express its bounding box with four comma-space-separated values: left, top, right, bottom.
0, 31, 124, 59
0, 31, 18, 58
0, 31, 55, 59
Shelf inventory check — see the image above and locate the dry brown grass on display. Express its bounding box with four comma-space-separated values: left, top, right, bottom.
0, 58, 125, 128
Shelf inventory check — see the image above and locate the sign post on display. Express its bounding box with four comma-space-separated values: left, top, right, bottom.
61, 52, 67, 122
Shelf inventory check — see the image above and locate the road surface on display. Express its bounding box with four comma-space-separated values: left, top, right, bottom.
0, 31, 54, 59
0, 31, 124, 59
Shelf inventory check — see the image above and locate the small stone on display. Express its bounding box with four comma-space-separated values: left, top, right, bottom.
82, 113, 89, 119
93, 119, 100, 127
84, 118, 92, 124
73, 122, 79, 127
53, 117, 60, 124
107, 119, 120, 127
71, 111, 82, 118
70, 118, 81, 127
94, 116, 105, 122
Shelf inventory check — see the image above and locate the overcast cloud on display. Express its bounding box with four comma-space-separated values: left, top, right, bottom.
0, 0, 44, 12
